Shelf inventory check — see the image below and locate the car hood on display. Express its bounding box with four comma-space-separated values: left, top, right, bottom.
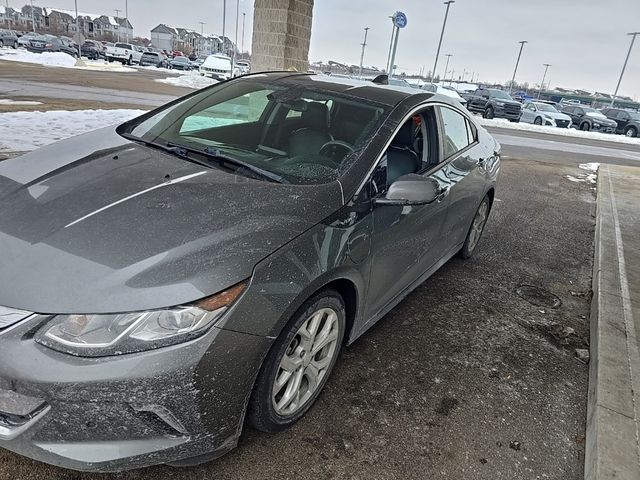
586, 112, 614, 124
0, 128, 343, 314
542, 111, 571, 121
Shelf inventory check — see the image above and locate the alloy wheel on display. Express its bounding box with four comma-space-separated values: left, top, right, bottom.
272, 307, 340, 416
467, 200, 489, 252
626, 128, 637, 138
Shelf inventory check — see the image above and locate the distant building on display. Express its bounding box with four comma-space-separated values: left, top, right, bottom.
0, 4, 132, 42
150, 23, 229, 56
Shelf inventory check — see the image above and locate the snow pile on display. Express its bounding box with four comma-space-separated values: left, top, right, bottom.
0, 49, 76, 68
0, 99, 43, 106
566, 163, 600, 184
156, 74, 218, 89
74, 60, 137, 72
0, 109, 145, 152
478, 117, 640, 146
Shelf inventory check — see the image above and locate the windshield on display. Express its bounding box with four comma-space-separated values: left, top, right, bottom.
489, 90, 513, 100
534, 103, 558, 113
119, 79, 388, 185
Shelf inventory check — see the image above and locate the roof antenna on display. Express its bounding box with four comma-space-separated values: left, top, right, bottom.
372, 74, 389, 85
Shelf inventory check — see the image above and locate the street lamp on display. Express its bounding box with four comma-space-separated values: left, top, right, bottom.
114, 9, 121, 42
74, 0, 81, 58
537, 63, 551, 99
242, 12, 246, 54
222, 0, 226, 55
232, 0, 239, 71
509, 40, 528, 94
442, 53, 452, 83
431, 1, 454, 83
358, 27, 370, 79
30, 0, 35, 33
611, 32, 640, 106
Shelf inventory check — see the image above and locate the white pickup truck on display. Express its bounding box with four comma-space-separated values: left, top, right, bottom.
106, 42, 143, 65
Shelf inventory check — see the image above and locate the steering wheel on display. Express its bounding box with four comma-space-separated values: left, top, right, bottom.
319, 140, 355, 160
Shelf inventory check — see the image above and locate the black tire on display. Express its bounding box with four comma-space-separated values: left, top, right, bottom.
0, 40, 4, 48
534, 117, 542, 125
509, 118, 520, 123
484, 107, 494, 119
459, 195, 491, 259
247, 289, 346, 433
13, 41, 18, 49
625, 126, 638, 138
580, 122, 591, 131
127, 56, 133, 66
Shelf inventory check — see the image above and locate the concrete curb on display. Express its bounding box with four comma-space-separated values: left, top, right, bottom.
585, 165, 640, 480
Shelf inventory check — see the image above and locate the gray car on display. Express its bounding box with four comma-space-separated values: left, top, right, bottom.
0, 72, 500, 472
520, 101, 572, 128
0, 28, 19, 49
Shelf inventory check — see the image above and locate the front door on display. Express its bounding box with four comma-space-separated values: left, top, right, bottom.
365, 111, 451, 321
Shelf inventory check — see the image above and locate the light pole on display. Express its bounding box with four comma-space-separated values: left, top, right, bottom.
386, 15, 395, 73
611, 32, 640, 106
222, 0, 226, 55
30, 0, 35, 32
358, 27, 370, 79
74, 0, 81, 58
125, 0, 128, 41
431, 1, 454, 84
199, 21, 206, 56
114, 9, 121, 42
537, 63, 551, 99
442, 53, 452, 83
242, 12, 246, 54
509, 40, 528, 94
232, 0, 238, 72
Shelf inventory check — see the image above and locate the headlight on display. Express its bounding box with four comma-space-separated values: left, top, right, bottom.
35, 280, 248, 357
593, 123, 600, 128
495, 101, 505, 106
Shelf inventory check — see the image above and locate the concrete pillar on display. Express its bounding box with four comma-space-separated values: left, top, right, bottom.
251, 0, 314, 73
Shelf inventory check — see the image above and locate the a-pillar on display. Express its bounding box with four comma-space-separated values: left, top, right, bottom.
251, 0, 314, 72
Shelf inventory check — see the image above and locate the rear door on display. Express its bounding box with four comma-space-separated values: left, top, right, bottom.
615, 110, 630, 133
436, 105, 489, 248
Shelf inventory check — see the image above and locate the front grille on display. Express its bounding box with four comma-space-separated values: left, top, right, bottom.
556, 120, 570, 128
503, 104, 521, 114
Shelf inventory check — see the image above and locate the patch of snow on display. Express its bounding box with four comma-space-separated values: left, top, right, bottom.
477, 117, 640, 146
0, 99, 43, 106
0, 109, 145, 152
566, 173, 597, 184
74, 59, 136, 72
156, 74, 218, 89
579, 162, 600, 172
0, 49, 76, 68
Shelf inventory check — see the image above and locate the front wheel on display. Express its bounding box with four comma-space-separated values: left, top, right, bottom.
247, 290, 346, 433
625, 126, 638, 138
580, 122, 591, 131
484, 107, 494, 119
534, 116, 542, 125
459, 195, 491, 259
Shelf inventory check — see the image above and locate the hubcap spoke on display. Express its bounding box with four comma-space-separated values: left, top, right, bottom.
272, 307, 340, 416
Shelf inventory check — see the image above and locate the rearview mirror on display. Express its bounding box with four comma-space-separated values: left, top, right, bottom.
374, 174, 441, 206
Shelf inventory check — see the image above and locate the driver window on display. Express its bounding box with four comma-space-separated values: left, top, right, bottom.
371, 108, 437, 192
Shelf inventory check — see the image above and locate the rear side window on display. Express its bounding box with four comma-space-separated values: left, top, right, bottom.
439, 107, 471, 158
115, 43, 132, 49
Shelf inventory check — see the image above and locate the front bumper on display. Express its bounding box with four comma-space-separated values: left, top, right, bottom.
0, 315, 271, 472
494, 105, 521, 121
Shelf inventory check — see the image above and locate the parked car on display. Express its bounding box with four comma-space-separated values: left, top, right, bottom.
139, 50, 169, 68
0, 29, 19, 49
520, 101, 572, 128
80, 40, 106, 60
169, 55, 192, 70
0, 72, 500, 472
466, 88, 522, 122
200, 53, 233, 80
421, 83, 467, 106
190, 57, 206, 69
172, 50, 184, 58
26, 35, 78, 57
106, 42, 143, 65
17, 31, 38, 47
600, 107, 640, 137
560, 105, 617, 132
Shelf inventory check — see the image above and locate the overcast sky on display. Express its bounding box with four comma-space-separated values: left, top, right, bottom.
40, 0, 640, 99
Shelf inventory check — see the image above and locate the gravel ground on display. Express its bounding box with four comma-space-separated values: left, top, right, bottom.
0, 158, 595, 480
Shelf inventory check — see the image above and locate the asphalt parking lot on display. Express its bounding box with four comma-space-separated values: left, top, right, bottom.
0, 158, 595, 479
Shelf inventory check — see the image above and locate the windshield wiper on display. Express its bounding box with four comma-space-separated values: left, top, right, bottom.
167, 142, 287, 184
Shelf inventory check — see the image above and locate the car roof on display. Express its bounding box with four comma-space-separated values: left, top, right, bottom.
273, 73, 432, 107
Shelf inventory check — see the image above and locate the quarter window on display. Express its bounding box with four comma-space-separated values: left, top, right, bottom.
439, 107, 471, 158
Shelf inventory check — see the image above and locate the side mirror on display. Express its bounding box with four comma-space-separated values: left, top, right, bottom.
374, 174, 442, 206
